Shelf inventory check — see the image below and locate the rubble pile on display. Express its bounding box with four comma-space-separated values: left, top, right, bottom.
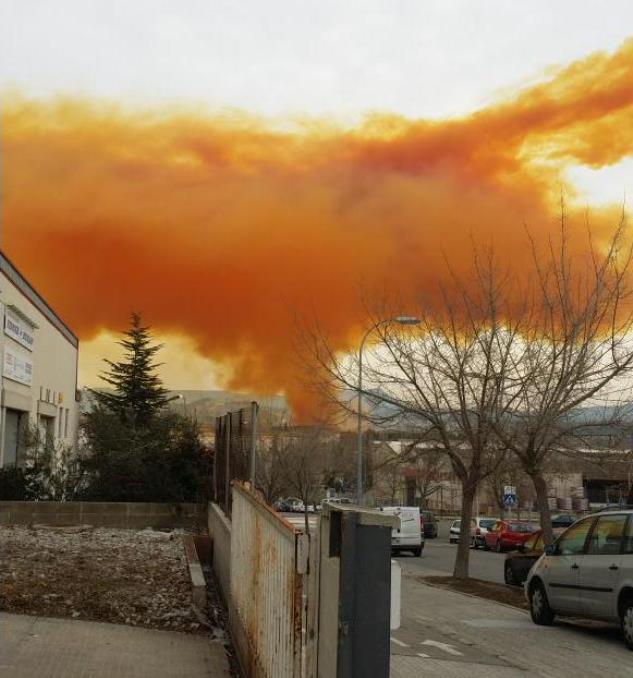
0, 525, 205, 632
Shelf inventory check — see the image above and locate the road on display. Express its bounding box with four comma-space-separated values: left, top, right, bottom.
397, 536, 507, 584
392, 520, 633, 676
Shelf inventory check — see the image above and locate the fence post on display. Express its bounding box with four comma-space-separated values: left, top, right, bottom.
249, 401, 258, 484
213, 418, 220, 501
224, 414, 231, 514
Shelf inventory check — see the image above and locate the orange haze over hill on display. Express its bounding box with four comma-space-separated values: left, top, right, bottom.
4, 39, 633, 417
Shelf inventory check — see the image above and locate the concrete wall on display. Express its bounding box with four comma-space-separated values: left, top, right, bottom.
208, 501, 232, 604
0, 501, 206, 528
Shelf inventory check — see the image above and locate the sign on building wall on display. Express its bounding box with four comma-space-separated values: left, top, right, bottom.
3, 346, 33, 386
4, 309, 35, 351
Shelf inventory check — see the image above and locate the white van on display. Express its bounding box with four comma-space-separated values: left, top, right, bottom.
380, 506, 424, 557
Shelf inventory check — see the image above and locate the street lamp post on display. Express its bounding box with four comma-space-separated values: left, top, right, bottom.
356, 315, 421, 506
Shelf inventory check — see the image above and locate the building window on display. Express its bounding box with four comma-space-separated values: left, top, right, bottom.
39, 386, 43, 400
46, 388, 50, 402
64, 409, 69, 438
58, 407, 63, 437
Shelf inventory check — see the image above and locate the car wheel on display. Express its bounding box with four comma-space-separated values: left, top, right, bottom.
504, 561, 516, 585
529, 581, 555, 626
495, 540, 502, 553
620, 598, 633, 650
413, 547, 422, 557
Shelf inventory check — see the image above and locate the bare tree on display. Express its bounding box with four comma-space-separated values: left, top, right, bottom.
493, 211, 633, 543
407, 446, 446, 509
277, 426, 332, 533
255, 433, 287, 504
304, 207, 633, 574
369, 439, 445, 507
309, 256, 521, 578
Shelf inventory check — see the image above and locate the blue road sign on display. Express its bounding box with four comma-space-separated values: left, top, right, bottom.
503, 494, 517, 507
503, 485, 517, 507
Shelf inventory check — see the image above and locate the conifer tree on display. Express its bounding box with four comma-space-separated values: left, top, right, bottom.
92, 312, 171, 425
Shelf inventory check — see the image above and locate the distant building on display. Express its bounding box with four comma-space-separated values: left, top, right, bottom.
0, 251, 79, 467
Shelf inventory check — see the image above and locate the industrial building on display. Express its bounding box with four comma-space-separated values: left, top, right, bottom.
0, 251, 79, 467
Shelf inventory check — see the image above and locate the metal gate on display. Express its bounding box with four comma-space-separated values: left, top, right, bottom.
230, 483, 310, 678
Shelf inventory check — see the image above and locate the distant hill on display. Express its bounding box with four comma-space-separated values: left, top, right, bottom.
165, 389, 290, 428
80, 388, 291, 429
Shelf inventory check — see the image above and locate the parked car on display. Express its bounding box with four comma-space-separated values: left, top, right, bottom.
380, 506, 424, 556
420, 510, 439, 539
449, 519, 476, 544
449, 519, 461, 544
504, 528, 564, 585
471, 517, 499, 548
484, 520, 538, 552
526, 510, 633, 649
595, 504, 633, 513
277, 497, 305, 512
325, 497, 353, 507
551, 513, 577, 529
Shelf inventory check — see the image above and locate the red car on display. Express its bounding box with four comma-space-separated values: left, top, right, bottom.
483, 520, 538, 552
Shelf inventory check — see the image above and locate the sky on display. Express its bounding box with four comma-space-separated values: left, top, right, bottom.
2, 2, 633, 406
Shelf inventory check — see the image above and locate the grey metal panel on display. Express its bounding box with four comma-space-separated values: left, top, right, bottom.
325, 506, 393, 678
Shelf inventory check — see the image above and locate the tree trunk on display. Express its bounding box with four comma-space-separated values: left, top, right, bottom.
453, 479, 476, 579
530, 471, 554, 545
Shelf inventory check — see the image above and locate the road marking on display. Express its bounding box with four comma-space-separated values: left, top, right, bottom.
417, 652, 430, 658
421, 639, 463, 656
391, 637, 409, 647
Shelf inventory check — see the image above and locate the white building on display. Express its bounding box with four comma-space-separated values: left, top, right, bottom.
0, 251, 79, 466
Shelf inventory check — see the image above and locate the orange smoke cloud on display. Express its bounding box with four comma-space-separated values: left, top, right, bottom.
4, 39, 633, 417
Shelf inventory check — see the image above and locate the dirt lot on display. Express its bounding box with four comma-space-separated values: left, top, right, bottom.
420, 575, 529, 610
0, 525, 208, 633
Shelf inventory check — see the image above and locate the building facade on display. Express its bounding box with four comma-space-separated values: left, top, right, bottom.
0, 251, 79, 467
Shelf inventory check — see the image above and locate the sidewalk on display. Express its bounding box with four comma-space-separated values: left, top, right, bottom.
391, 576, 631, 677
0, 613, 230, 678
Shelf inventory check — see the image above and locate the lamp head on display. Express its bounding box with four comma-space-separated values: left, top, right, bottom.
394, 316, 421, 326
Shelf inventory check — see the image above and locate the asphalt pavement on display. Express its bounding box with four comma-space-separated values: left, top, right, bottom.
395, 518, 508, 583
391, 576, 631, 677
392, 519, 633, 677
397, 536, 507, 583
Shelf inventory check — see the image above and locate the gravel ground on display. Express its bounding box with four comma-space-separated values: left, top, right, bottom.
0, 525, 207, 633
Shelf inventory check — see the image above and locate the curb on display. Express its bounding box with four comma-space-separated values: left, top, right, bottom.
182, 535, 207, 610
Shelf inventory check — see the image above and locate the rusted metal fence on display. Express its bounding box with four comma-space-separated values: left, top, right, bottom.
214, 403, 258, 515
229, 483, 314, 678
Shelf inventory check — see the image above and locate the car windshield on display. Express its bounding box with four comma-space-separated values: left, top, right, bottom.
422, 512, 435, 520
453, 520, 461, 528
509, 523, 535, 533
480, 519, 496, 529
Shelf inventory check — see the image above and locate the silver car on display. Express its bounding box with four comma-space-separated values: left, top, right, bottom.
526, 510, 633, 649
